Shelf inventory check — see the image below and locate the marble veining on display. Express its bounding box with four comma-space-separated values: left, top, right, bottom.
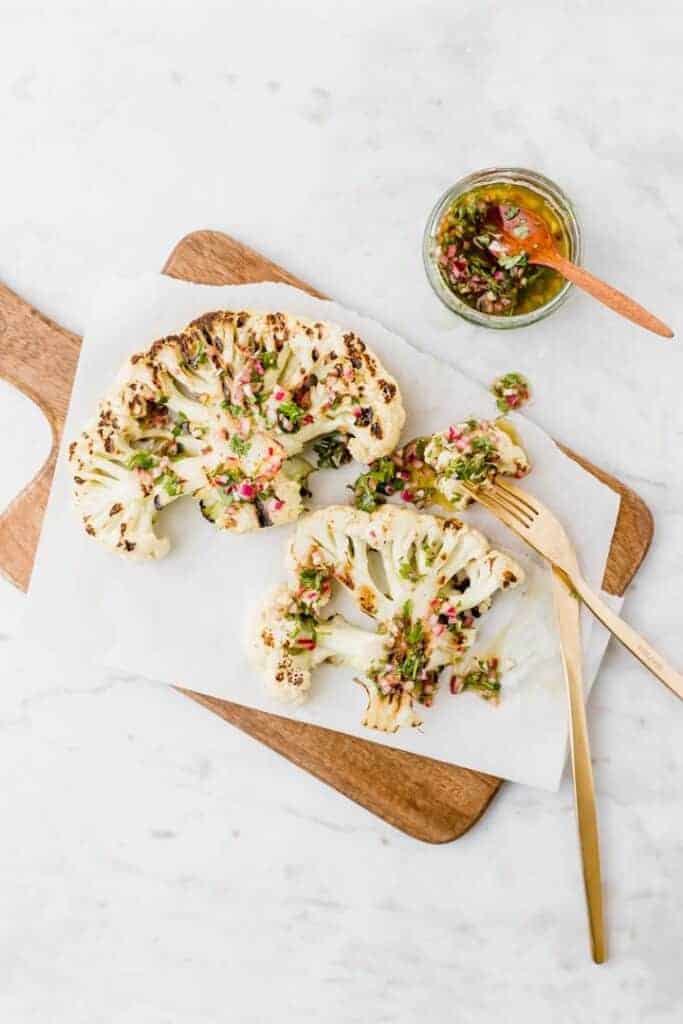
0, 2, 681, 1020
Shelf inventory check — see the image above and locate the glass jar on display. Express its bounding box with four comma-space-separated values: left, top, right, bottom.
423, 167, 582, 329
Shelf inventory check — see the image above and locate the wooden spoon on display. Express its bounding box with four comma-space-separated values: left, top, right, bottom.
494, 204, 674, 338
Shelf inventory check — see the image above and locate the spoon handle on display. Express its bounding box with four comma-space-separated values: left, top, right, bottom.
537, 253, 673, 338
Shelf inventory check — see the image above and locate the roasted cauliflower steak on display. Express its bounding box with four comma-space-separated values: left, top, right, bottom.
69, 311, 405, 559
252, 505, 524, 732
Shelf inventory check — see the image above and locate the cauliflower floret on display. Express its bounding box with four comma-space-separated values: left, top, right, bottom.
424, 419, 529, 508
253, 505, 524, 732
352, 420, 530, 514
251, 584, 386, 704
69, 413, 170, 561
69, 311, 404, 558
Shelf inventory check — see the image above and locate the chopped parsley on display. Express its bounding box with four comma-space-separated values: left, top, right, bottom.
171, 410, 189, 437
441, 430, 499, 486
450, 656, 502, 701
398, 548, 424, 583
286, 609, 319, 653
312, 431, 352, 470
491, 372, 531, 413
277, 400, 303, 429
299, 567, 329, 593
230, 435, 251, 457
221, 400, 244, 417
462, 657, 502, 700
213, 464, 243, 486
352, 457, 400, 512
400, 618, 426, 682
187, 339, 208, 368
126, 450, 157, 470
420, 535, 441, 566
157, 469, 183, 497
260, 350, 279, 370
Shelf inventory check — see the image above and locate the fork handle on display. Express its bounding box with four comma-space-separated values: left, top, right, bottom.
552, 571, 605, 963
562, 571, 683, 700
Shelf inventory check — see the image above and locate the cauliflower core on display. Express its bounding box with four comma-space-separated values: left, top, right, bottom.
69, 311, 405, 559
252, 505, 524, 732
353, 418, 529, 514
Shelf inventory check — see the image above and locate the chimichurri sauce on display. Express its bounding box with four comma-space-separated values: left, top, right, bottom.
434, 183, 570, 317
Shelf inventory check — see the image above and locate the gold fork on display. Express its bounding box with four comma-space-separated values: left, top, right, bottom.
463, 478, 605, 959
465, 480, 683, 701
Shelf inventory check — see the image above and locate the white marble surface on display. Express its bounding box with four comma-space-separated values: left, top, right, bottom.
1, 2, 681, 1020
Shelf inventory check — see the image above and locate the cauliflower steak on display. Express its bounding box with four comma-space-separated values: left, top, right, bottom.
69, 311, 405, 559
252, 505, 524, 732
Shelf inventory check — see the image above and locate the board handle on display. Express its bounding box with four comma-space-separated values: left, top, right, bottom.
163, 229, 328, 295
0, 282, 81, 591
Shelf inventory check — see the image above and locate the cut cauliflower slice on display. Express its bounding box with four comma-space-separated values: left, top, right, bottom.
423, 419, 529, 508
252, 505, 523, 732
352, 419, 530, 513
69, 311, 405, 558
252, 584, 386, 704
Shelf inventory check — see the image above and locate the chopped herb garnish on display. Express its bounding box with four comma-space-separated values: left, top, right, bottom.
299, 567, 329, 593
127, 450, 157, 470
491, 371, 531, 414
498, 252, 527, 271
157, 469, 183, 497
277, 400, 303, 429
352, 457, 400, 512
260, 351, 279, 370
221, 400, 244, 416
171, 410, 189, 437
230, 435, 251, 457
187, 339, 207, 368
398, 549, 424, 583
456, 659, 505, 700
313, 431, 352, 470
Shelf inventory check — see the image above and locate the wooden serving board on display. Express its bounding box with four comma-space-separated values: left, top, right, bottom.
0, 231, 654, 842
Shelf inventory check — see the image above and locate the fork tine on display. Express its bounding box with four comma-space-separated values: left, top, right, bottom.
463, 484, 530, 532
483, 487, 535, 526
494, 479, 541, 514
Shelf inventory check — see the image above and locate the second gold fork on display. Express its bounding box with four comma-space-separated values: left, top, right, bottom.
467, 480, 683, 702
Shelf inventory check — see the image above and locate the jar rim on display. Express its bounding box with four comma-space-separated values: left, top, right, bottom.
423, 167, 582, 329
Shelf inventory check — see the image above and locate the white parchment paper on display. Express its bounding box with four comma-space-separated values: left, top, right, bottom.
16, 274, 621, 789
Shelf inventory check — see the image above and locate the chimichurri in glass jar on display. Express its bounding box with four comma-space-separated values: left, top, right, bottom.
433, 183, 570, 317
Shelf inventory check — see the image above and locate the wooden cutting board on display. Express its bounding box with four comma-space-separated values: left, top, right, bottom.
0, 231, 654, 842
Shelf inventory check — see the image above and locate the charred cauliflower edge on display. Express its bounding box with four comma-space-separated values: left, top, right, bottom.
251, 504, 524, 733
69, 310, 405, 559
